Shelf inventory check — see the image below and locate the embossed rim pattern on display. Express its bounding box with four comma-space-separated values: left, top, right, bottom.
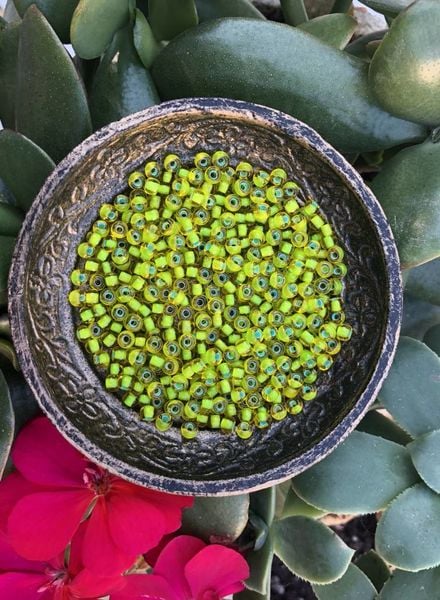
9, 99, 402, 495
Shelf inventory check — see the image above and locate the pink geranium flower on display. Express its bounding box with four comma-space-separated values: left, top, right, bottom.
0, 526, 125, 600
1, 417, 192, 573
111, 535, 250, 600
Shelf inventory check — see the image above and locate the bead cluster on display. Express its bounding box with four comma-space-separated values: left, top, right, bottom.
69, 151, 352, 440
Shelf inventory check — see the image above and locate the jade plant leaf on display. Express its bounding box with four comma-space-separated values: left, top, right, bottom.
424, 324, 440, 357
245, 534, 274, 594
401, 294, 440, 341
0, 340, 19, 371
133, 8, 159, 69
0, 236, 17, 305
280, 0, 308, 26
235, 586, 269, 600
380, 337, 440, 437
369, 0, 440, 125
408, 430, 440, 493
16, 6, 92, 163
345, 30, 387, 61
273, 516, 354, 584
0, 368, 14, 477
370, 139, 440, 269
89, 25, 159, 130
151, 19, 426, 154
405, 258, 440, 306
298, 14, 357, 49
0, 130, 55, 212
71, 0, 130, 59
312, 564, 377, 599
379, 567, 440, 599
291, 430, 418, 514
195, 0, 264, 21
0, 364, 40, 434
281, 486, 327, 519
149, 0, 198, 41
13, 0, 79, 42
0, 20, 19, 130
359, 0, 412, 16
0, 179, 16, 206
0, 204, 23, 236
376, 483, 440, 571
357, 409, 413, 445
250, 487, 275, 527
355, 550, 390, 593
180, 494, 249, 543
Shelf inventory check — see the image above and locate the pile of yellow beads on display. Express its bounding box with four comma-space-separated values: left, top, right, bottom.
69, 151, 352, 440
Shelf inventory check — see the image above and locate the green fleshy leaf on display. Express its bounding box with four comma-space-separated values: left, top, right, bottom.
4, 0, 21, 22
13, 0, 79, 42
408, 430, 440, 493
16, 6, 92, 163
149, 0, 198, 41
359, 0, 412, 16
250, 487, 275, 527
0, 340, 19, 371
245, 535, 274, 594
89, 25, 159, 130
0, 316, 11, 338
133, 8, 159, 69
380, 337, 440, 437
273, 516, 354, 584
355, 550, 390, 592
401, 294, 440, 340
0, 179, 16, 206
0, 205, 23, 237
424, 324, 440, 357
0, 363, 40, 434
0, 130, 55, 212
280, 0, 308, 26
282, 485, 327, 519
345, 29, 387, 61
299, 14, 356, 49
0, 236, 17, 306
357, 410, 413, 445
196, 0, 264, 21
0, 20, 19, 129
71, 0, 130, 59
376, 483, 440, 571
0, 368, 14, 477
180, 494, 249, 543
292, 430, 418, 514
379, 567, 440, 599
313, 564, 377, 599
405, 258, 440, 306
235, 586, 269, 600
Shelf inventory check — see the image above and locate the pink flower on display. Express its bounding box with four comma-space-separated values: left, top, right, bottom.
0, 526, 125, 600
111, 535, 250, 600
1, 417, 193, 573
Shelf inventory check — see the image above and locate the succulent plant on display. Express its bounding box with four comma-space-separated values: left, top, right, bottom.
0, 0, 439, 598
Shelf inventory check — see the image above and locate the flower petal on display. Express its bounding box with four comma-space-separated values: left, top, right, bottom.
0, 472, 43, 533
8, 490, 91, 560
12, 417, 86, 488
185, 545, 250, 599
107, 490, 167, 557
0, 531, 46, 573
0, 572, 49, 600
111, 574, 174, 600
154, 535, 205, 600
82, 498, 136, 574
69, 568, 125, 598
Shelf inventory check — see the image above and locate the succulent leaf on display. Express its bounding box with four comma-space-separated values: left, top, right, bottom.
380, 337, 440, 437
408, 430, 440, 493
151, 19, 426, 154
0, 130, 55, 212
13, 0, 79, 42
149, 0, 198, 41
195, 0, 264, 21
71, 0, 130, 59
298, 14, 357, 49
359, 0, 412, 16
376, 483, 440, 571
16, 6, 92, 163
292, 430, 418, 514
245, 534, 274, 594
89, 25, 159, 130
250, 487, 275, 527
0, 368, 14, 478
133, 8, 159, 69
401, 294, 440, 341
0, 236, 16, 305
424, 324, 440, 357
273, 516, 354, 584
312, 563, 377, 599
355, 550, 390, 593
281, 485, 327, 519
405, 258, 440, 306
379, 567, 440, 599
0, 20, 19, 129
180, 494, 249, 543
0, 204, 23, 237
357, 409, 413, 445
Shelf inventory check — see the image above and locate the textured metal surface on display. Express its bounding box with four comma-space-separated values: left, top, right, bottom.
8, 98, 402, 495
